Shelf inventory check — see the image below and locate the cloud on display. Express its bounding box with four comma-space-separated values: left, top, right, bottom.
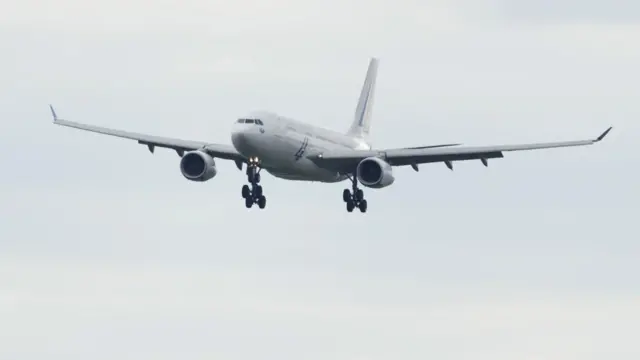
500, 0, 640, 24
1, 259, 639, 360
0, 0, 467, 35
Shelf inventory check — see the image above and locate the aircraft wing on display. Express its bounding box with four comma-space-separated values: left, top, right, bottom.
50, 105, 245, 161
310, 127, 612, 172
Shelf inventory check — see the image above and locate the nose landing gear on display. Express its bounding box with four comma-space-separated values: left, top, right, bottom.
242, 157, 266, 209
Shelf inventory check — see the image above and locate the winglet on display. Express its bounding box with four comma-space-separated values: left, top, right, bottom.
595, 127, 612, 142
49, 104, 59, 122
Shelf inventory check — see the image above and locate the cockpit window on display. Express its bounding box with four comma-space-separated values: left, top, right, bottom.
237, 118, 263, 125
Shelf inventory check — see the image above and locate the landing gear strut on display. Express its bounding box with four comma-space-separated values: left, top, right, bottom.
241, 157, 266, 209
343, 175, 367, 213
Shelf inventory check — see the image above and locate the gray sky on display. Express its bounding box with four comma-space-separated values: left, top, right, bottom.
1, 0, 638, 359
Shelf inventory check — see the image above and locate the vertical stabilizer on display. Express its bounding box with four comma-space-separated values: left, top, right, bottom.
347, 58, 378, 140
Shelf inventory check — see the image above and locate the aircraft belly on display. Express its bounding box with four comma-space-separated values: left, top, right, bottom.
248, 132, 342, 182
267, 167, 341, 182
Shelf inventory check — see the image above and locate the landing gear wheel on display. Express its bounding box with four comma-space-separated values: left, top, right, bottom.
257, 195, 266, 209
245, 197, 253, 208
343, 189, 351, 202
242, 185, 250, 199
346, 201, 355, 212
343, 175, 367, 213
358, 199, 368, 213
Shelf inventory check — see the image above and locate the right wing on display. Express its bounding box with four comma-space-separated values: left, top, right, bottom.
50, 105, 245, 162
311, 127, 613, 173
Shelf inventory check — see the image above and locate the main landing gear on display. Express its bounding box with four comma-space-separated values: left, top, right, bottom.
342, 176, 367, 213
242, 157, 266, 209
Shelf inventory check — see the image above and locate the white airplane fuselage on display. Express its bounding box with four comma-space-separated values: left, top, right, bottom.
230, 111, 371, 182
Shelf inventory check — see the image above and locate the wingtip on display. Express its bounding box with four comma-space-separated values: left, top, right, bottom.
596, 126, 613, 142
49, 104, 58, 122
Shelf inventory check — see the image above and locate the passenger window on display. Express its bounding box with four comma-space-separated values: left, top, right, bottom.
245, 119, 254, 124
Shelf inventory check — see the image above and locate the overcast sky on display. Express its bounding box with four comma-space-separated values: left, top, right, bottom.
1, 0, 638, 359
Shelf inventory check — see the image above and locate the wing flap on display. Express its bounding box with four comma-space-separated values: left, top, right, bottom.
385, 150, 504, 166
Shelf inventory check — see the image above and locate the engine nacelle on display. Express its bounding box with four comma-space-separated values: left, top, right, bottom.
179, 150, 218, 182
356, 157, 395, 188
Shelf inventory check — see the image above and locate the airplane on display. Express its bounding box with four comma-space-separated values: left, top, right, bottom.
51, 57, 612, 213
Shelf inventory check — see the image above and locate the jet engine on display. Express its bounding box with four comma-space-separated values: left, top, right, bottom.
179, 150, 218, 181
356, 157, 395, 188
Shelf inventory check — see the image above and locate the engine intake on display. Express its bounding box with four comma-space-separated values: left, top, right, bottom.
180, 150, 217, 181
356, 157, 395, 188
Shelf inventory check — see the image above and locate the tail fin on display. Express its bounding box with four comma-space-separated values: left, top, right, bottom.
346, 57, 378, 139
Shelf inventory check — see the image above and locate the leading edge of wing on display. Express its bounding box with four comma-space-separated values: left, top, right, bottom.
50, 105, 244, 161
311, 127, 613, 169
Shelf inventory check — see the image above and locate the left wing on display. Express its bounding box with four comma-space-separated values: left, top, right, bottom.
310, 127, 612, 173
50, 105, 245, 162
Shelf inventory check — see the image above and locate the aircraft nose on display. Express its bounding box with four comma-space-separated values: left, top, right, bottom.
231, 129, 246, 148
